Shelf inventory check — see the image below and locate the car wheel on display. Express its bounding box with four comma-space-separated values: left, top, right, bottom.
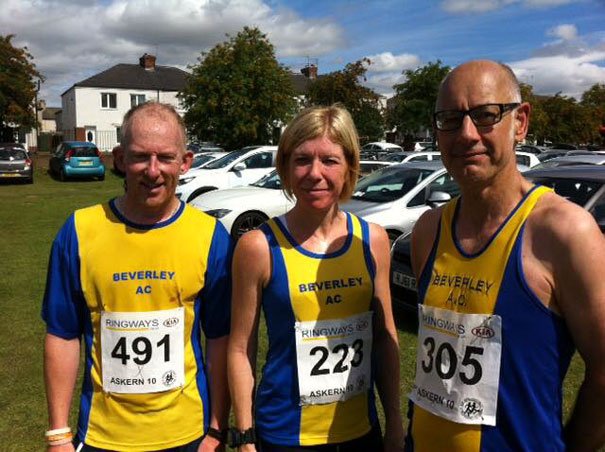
59, 168, 66, 182
188, 187, 216, 203
27, 177, 33, 184
99, 174, 105, 181
231, 211, 268, 239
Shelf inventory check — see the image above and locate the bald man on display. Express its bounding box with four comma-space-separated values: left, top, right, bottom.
405, 60, 605, 451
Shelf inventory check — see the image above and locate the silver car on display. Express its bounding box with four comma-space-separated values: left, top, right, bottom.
0, 143, 33, 183
341, 161, 459, 243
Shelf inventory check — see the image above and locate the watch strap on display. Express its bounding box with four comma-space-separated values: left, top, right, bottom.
206, 427, 227, 443
228, 427, 256, 447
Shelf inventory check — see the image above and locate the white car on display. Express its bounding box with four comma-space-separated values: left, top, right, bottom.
341, 161, 458, 243
515, 151, 540, 168
361, 141, 403, 153
176, 145, 277, 202
190, 170, 294, 238
414, 141, 433, 151
190, 151, 228, 170
380, 151, 441, 164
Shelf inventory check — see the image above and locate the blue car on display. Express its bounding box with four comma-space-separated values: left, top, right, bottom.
50, 141, 105, 181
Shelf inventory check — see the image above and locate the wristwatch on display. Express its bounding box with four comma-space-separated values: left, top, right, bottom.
227, 427, 256, 448
206, 427, 227, 444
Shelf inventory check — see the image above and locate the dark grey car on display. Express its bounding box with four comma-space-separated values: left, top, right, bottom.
0, 143, 33, 183
390, 165, 605, 311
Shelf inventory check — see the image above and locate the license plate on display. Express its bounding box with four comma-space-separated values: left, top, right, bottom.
0, 173, 19, 177
392, 271, 417, 291
79, 161, 93, 166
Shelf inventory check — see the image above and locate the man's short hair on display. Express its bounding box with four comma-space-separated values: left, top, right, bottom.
276, 105, 360, 201
120, 102, 187, 151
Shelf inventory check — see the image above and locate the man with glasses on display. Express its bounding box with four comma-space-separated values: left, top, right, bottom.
405, 60, 605, 451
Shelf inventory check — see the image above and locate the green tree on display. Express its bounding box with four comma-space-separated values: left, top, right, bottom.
180, 27, 296, 150
387, 60, 450, 144
538, 93, 588, 145
580, 83, 605, 144
520, 83, 548, 144
0, 35, 42, 140
306, 58, 384, 142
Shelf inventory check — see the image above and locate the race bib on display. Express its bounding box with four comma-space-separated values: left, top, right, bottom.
294, 312, 373, 405
410, 305, 502, 425
101, 308, 185, 394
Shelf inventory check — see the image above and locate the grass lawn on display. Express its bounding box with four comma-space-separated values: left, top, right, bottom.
0, 161, 585, 451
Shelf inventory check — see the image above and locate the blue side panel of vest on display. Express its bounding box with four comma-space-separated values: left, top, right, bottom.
255, 222, 301, 444
480, 225, 574, 451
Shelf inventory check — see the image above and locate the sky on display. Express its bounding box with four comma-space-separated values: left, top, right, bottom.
2, 0, 604, 107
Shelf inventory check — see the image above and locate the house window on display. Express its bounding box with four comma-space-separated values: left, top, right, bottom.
101, 93, 117, 109
130, 94, 146, 107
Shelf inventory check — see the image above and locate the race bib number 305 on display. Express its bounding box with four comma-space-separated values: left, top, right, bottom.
295, 312, 373, 406
410, 305, 502, 425
101, 308, 185, 394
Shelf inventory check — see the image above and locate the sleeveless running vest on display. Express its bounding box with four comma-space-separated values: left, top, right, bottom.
42, 200, 232, 451
406, 185, 575, 452
256, 212, 379, 446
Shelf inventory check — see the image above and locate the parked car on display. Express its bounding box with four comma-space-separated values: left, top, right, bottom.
190, 151, 228, 169
0, 143, 33, 183
50, 141, 105, 181
340, 161, 459, 243
360, 142, 403, 161
515, 151, 541, 168
413, 141, 434, 151
379, 151, 442, 164
532, 154, 605, 170
187, 142, 225, 154
176, 145, 277, 202
516, 144, 550, 155
537, 150, 569, 162
190, 170, 294, 239
361, 141, 403, 153
359, 160, 393, 177
390, 165, 605, 312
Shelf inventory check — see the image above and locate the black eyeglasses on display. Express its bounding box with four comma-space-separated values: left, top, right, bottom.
434, 103, 520, 131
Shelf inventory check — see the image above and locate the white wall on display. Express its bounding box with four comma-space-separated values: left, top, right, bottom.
61, 86, 184, 132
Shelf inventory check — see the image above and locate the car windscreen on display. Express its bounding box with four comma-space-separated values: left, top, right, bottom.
351, 166, 436, 202
532, 177, 602, 206
0, 149, 27, 160
252, 171, 282, 189
190, 154, 217, 168
71, 146, 98, 157
380, 153, 405, 162
203, 150, 245, 169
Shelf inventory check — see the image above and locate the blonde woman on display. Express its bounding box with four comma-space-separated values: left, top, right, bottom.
228, 105, 404, 452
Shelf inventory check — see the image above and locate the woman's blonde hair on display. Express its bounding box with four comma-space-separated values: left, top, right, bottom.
276, 105, 360, 201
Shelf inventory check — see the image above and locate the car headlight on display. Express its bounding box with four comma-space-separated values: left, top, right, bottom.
179, 176, 195, 185
204, 209, 232, 219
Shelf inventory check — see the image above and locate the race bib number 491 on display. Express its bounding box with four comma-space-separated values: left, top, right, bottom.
295, 312, 373, 406
410, 305, 502, 425
101, 308, 185, 394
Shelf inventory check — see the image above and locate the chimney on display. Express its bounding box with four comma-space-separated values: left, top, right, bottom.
300, 64, 318, 80
139, 53, 156, 71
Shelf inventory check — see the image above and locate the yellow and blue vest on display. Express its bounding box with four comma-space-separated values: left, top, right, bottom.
42, 200, 232, 451
256, 213, 379, 446
406, 186, 575, 451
